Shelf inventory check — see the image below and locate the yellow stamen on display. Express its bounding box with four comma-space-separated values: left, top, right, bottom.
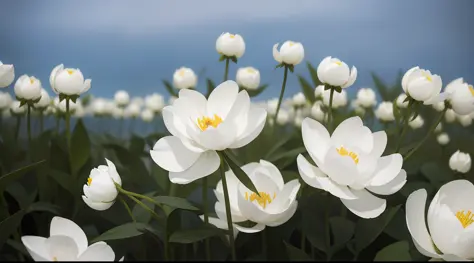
334, 61, 342, 66
456, 210, 474, 228
336, 146, 359, 164
229, 34, 235, 38
29, 78, 35, 84
246, 68, 256, 74
53, 256, 58, 261
468, 85, 474, 97
422, 72, 432, 82
67, 69, 74, 75
197, 114, 222, 131
178, 69, 185, 76
87, 177, 92, 186
244, 191, 276, 209
289, 41, 295, 47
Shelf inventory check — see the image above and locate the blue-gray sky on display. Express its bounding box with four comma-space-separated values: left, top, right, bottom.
1, 0, 473, 100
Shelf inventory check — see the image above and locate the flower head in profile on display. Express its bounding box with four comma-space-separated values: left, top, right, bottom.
114, 90, 130, 107
50, 64, 91, 96
216, 32, 245, 58
444, 78, 474, 115
150, 80, 267, 184
21, 216, 121, 261
0, 61, 15, 88
317, 56, 357, 88
273, 41, 305, 66
449, 150, 471, 174
402, 66, 442, 104
375, 102, 395, 122
202, 160, 300, 234
297, 116, 406, 218
356, 88, 377, 108
0, 91, 13, 111
236, 67, 260, 90
82, 159, 122, 211
14, 75, 42, 101
406, 180, 474, 261
173, 67, 198, 90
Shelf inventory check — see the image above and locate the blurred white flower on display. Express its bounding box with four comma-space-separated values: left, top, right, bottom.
298, 116, 406, 218
457, 113, 472, 127
396, 93, 409, 108
266, 98, 279, 116
150, 81, 267, 184
50, 64, 91, 95
273, 41, 304, 66
449, 150, 471, 173
82, 159, 122, 211
236, 67, 260, 90
314, 85, 325, 99
311, 101, 326, 122
10, 100, 26, 115
356, 88, 377, 108
131, 97, 144, 107
276, 108, 290, 125
74, 103, 86, 118
0, 91, 13, 110
437, 133, 449, 145
145, 93, 165, 113
14, 75, 42, 101
406, 180, 474, 261
432, 101, 445, 112
444, 78, 474, 115
445, 109, 456, 123
141, 108, 154, 122
375, 102, 395, 122
203, 160, 300, 234
402, 66, 442, 104
114, 90, 130, 107
292, 92, 306, 106
0, 61, 15, 88
408, 115, 424, 129
322, 89, 347, 108
21, 216, 120, 261
216, 32, 245, 58
35, 89, 51, 109
317, 56, 357, 88
351, 100, 365, 116
54, 97, 79, 113
91, 98, 107, 116
125, 103, 141, 118
173, 67, 197, 90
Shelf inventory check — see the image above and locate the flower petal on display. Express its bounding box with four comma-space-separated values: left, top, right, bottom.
267, 179, 300, 213
301, 117, 331, 166
265, 201, 298, 227
49, 216, 88, 255
21, 236, 50, 261
368, 154, 403, 187
371, 131, 387, 157
207, 80, 239, 118
105, 158, 121, 186
272, 43, 282, 63
77, 241, 115, 261
235, 223, 266, 233
341, 66, 357, 89
150, 136, 201, 173
228, 106, 267, 149
169, 150, 220, 184
366, 169, 407, 195
259, 159, 284, 190
82, 196, 114, 211
340, 189, 386, 219
45, 235, 79, 261
215, 201, 247, 223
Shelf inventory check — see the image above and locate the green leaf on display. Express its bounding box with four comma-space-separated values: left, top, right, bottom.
246, 84, 268, 98
264, 132, 294, 160
297, 76, 316, 104
268, 147, 306, 163
166, 209, 181, 240
0, 160, 46, 192
306, 61, 322, 87
420, 162, 451, 185
169, 227, 224, 244
354, 205, 401, 253
330, 216, 355, 252
206, 78, 216, 98
218, 55, 226, 62
162, 80, 178, 97
70, 119, 91, 176
129, 135, 146, 155
284, 241, 311, 261
132, 193, 155, 223
0, 210, 25, 249
27, 202, 61, 215
372, 72, 389, 101
374, 241, 412, 261
152, 196, 198, 211
91, 222, 148, 243
221, 151, 260, 195
48, 170, 74, 195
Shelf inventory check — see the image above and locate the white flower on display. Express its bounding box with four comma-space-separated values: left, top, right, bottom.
292, 92, 306, 106
449, 150, 471, 173
22, 216, 120, 261
14, 75, 42, 101
435, 123, 443, 133
443, 78, 474, 115
145, 93, 165, 113
10, 100, 26, 114
131, 97, 144, 107
297, 116, 406, 218
203, 160, 300, 234
0, 91, 13, 110
273, 41, 304, 66
173, 67, 198, 90
114, 90, 130, 107
457, 113, 472, 127
351, 100, 365, 115
276, 109, 290, 125
35, 89, 51, 109
150, 81, 267, 184
82, 159, 122, 211
433, 101, 445, 112
216, 32, 245, 58
74, 103, 86, 118
396, 93, 409, 108
314, 85, 325, 99
356, 88, 377, 108
317, 56, 357, 88
125, 103, 141, 118
375, 102, 395, 122
0, 61, 15, 88
406, 180, 474, 261
50, 64, 91, 95
401, 66, 442, 104
91, 98, 107, 116
445, 109, 456, 123
322, 89, 347, 108
311, 101, 326, 122
236, 67, 260, 90
409, 115, 424, 129
266, 98, 278, 116
437, 133, 449, 145
141, 108, 154, 122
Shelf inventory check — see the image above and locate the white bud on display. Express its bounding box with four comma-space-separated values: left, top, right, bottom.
322, 89, 347, 108
449, 150, 471, 173
10, 100, 26, 114
401, 66, 442, 104
0, 91, 13, 110
0, 61, 15, 88
145, 93, 165, 113
273, 41, 305, 66
216, 32, 245, 58
35, 89, 51, 109
114, 90, 130, 107
314, 85, 325, 99
236, 67, 260, 90
375, 101, 395, 122
14, 75, 42, 101
396, 93, 409, 108
445, 109, 456, 123
292, 92, 306, 106
409, 115, 424, 129
173, 67, 197, 90
141, 109, 154, 122
356, 88, 377, 108
437, 133, 450, 145
317, 56, 357, 88
50, 64, 91, 95
311, 101, 326, 122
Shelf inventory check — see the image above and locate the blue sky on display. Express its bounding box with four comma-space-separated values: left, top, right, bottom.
1, 0, 473, 101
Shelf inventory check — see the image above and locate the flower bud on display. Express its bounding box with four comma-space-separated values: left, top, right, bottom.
292, 92, 306, 106
276, 109, 290, 125
173, 67, 197, 90
432, 101, 445, 112
273, 41, 304, 65
402, 66, 442, 104
375, 101, 395, 122
141, 108, 154, 122
437, 133, 449, 145
114, 90, 130, 107
356, 88, 376, 108
125, 103, 141, 118
317, 56, 357, 88
0, 61, 15, 88
145, 93, 165, 113
449, 150, 471, 173
311, 101, 326, 122
50, 64, 91, 95
35, 89, 51, 109
14, 75, 42, 101
216, 33, 245, 58
0, 91, 13, 110
314, 85, 325, 99
445, 109, 456, 123
409, 115, 424, 129
444, 78, 474, 115
236, 67, 260, 90
457, 113, 472, 127
396, 93, 409, 108
10, 100, 26, 115
322, 89, 347, 108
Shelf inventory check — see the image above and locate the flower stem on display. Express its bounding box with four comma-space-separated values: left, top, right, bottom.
27, 104, 32, 147
219, 156, 236, 261
39, 111, 44, 134
14, 116, 21, 142
65, 98, 71, 148
202, 176, 211, 261
395, 115, 409, 153
223, 58, 230, 82
119, 196, 136, 222
404, 108, 447, 161
273, 65, 289, 126
115, 183, 164, 210
327, 87, 335, 133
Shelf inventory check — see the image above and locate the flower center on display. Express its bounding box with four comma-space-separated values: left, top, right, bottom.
245, 191, 276, 209
87, 177, 92, 186
468, 85, 474, 97
53, 256, 58, 261
336, 146, 359, 164
288, 41, 295, 47
197, 114, 222, 131
334, 61, 342, 66
229, 34, 235, 39
456, 210, 474, 228
422, 72, 432, 82
246, 68, 256, 74
29, 77, 35, 84
178, 69, 186, 76
67, 69, 74, 75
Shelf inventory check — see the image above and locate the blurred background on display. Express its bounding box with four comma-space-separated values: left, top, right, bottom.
1, 0, 473, 100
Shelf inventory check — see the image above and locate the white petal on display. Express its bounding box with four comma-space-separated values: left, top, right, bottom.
317, 56, 332, 84
441, 254, 470, 261
366, 169, 407, 195
259, 159, 284, 190
265, 201, 299, 227
405, 189, 441, 258
50, 64, 64, 91
228, 106, 267, 149
207, 80, 239, 118
82, 196, 114, 211
237, 185, 269, 223
272, 43, 282, 63
215, 201, 247, 223
194, 120, 237, 150
169, 150, 220, 184
235, 223, 266, 233
323, 146, 359, 186
105, 158, 122, 186
150, 136, 200, 172
82, 79, 91, 93
21, 236, 50, 261
340, 189, 386, 219
330, 116, 364, 146
267, 179, 301, 213
371, 131, 387, 157
301, 117, 331, 166
369, 154, 403, 187
78, 242, 116, 261
341, 66, 357, 89
50, 216, 88, 255
162, 106, 187, 138
45, 235, 79, 261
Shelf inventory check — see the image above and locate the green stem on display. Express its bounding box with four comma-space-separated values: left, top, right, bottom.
39, 111, 44, 134
27, 105, 32, 147
55, 116, 60, 135
169, 183, 177, 197
395, 115, 409, 153
202, 177, 211, 261
14, 116, 21, 142
404, 108, 447, 161
223, 58, 230, 82
115, 183, 164, 210
65, 98, 71, 148
219, 156, 236, 261
119, 196, 136, 222
273, 65, 289, 126
327, 87, 335, 133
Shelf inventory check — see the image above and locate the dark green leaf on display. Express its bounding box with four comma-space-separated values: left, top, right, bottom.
330, 216, 355, 252
162, 80, 178, 97
0, 160, 46, 192
284, 241, 311, 261
264, 132, 294, 159
169, 227, 224, 244
246, 84, 268, 98
152, 196, 198, 211
27, 202, 61, 215
374, 241, 412, 261
70, 119, 91, 176
206, 78, 216, 98
306, 61, 322, 87
372, 72, 389, 101
221, 151, 260, 195
91, 222, 148, 243
0, 210, 25, 249
297, 76, 316, 104
132, 192, 155, 223
268, 147, 306, 163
